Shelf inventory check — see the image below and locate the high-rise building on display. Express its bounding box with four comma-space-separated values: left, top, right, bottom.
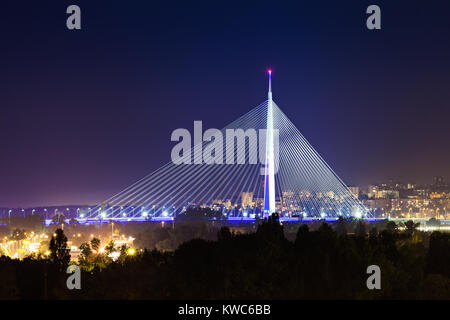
375, 189, 399, 199
368, 185, 378, 199
434, 176, 444, 186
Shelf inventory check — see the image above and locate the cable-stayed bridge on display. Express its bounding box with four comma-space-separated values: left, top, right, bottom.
84, 72, 369, 222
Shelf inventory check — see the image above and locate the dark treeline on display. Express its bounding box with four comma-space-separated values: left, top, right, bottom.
0, 216, 449, 299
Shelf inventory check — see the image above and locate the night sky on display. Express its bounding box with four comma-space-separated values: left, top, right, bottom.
1, 0, 450, 207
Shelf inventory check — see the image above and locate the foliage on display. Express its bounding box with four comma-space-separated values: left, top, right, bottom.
90, 238, 101, 252
0, 220, 448, 299
49, 228, 70, 267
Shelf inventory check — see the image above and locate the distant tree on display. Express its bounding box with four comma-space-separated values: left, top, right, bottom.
118, 244, 129, 262
294, 224, 309, 248
80, 242, 92, 256
217, 227, 232, 242
386, 221, 398, 233
105, 240, 115, 255
49, 228, 70, 266
355, 221, 366, 237
51, 213, 65, 224
404, 220, 420, 236
334, 217, 347, 236
373, 219, 389, 232
316, 222, 336, 241
78, 242, 92, 265
90, 238, 101, 252
369, 227, 378, 246
379, 230, 398, 262
2, 214, 45, 230
256, 215, 284, 242
427, 218, 441, 227
426, 231, 450, 277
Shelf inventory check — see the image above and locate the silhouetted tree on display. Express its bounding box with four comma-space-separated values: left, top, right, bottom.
355, 220, 367, 237
91, 237, 101, 252
0, 218, 449, 300
294, 224, 309, 247
404, 220, 420, 237
386, 221, 398, 233
369, 227, 378, 246
217, 227, 232, 242
256, 215, 284, 242
49, 228, 70, 267
79, 242, 92, 265
105, 240, 115, 255
334, 217, 347, 236
426, 231, 450, 277
427, 218, 441, 227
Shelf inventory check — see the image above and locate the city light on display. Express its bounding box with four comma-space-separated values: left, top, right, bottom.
108, 252, 120, 260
